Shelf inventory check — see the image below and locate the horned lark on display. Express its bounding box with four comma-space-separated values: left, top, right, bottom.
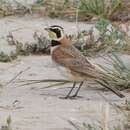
45, 25, 125, 99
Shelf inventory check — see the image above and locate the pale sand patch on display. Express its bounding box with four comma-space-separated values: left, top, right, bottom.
0, 55, 129, 130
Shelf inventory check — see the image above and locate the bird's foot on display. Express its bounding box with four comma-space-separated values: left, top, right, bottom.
59, 96, 69, 99
59, 95, 83, 100
69, 95, 83, 99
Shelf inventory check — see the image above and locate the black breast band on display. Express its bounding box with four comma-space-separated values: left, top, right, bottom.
51, 40, 61, 47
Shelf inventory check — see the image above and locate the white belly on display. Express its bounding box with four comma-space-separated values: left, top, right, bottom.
51, 45, 59, 54
55, 63, 84, 81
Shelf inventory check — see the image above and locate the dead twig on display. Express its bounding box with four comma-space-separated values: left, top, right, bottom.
6, 67, 30, 86
16, 79, 73, 87
38, 82, 69, 89
17, 79, 72, 83
13, 0, 32, 14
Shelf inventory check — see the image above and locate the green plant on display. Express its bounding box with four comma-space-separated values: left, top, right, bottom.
95, 18, 110, 32
15, 42, 29, 56
68, 120, 102, 130
0, 52, 12, 62
6, 32, 50, 58
0, 52, 17, 62
35, 0, 45, 5
79, 0, 122, 19
80, 18, 127, 56
0, 115, 12, 130
32, 0, 45, 8
69, 20, 126, 56
79, 0, 106, 17
0, 0, 31, 16
63, 0, 70, 8
68, 119, 130, 130
98, 53, 130, 90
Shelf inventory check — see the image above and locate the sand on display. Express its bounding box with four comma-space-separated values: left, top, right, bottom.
0, 15, 130, 130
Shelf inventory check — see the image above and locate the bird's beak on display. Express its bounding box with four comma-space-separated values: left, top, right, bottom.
44, 27, 50, 31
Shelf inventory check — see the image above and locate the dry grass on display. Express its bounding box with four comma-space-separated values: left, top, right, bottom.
0, 115, 12, 130
69, 19, 128, 57
31, 0, 130, 22
7, 32, 50, 56
0, 0, 130, 22
68, 102, 130, 130
0, 52, 17, 62
0, 0, 31, 17
98, 53, 130, 90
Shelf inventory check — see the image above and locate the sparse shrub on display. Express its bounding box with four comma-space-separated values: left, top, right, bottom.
0, 31, 50, 62
95, 18, 110, 32
0, 52, 17, 62
79, 0, 122, 19
68, 120, 103, 130
35, 0, 45, 5
95, 18, 127, 52
72, 18, 127, 56
98, 53, 130, 90
33, 32, 50, 54
0, 52, 10, 62
15, 42, 30, 56
7, 32, 50, 57
0, 0, 32, 17
68, 116, 130, 130
0, 115, 12, 130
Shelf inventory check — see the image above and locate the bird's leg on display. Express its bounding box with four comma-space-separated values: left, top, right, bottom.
70, 81, 84, 98
60, 82, 76, 99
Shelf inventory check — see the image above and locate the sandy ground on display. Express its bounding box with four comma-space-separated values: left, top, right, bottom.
0, 15, 130, 130
0, 55, 129, 130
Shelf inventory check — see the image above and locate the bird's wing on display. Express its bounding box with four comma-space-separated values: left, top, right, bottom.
52, 45, 125, 98
52, 45, 97, 77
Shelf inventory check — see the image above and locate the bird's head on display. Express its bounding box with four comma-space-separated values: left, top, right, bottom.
45, 25, 64, 41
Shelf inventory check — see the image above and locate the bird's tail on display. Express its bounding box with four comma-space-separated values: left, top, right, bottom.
95, 78, 125, 98
84, 71, 125, 98
84, 65, 125, 98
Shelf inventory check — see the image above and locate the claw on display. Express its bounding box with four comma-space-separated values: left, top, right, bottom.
59, 95, 83, 100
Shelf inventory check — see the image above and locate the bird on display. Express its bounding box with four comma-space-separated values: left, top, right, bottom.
44, 25, 125, 99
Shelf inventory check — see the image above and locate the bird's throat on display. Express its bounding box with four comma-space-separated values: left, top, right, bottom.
51, 36, 70, 48
59, 36, 70, 46
51, 40, 60, 47
51, 40, 60, 54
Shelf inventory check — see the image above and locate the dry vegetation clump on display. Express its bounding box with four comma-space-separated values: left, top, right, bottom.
0, 116, 12, 130
32, 0, 94, 21
4, 18, 127, 60
32, 0, 130, 22
0, 52, 17, 62
68, 119, 130, 130
79, 0, 130, 21
32, 0, 79, 20
0, 31, 50, 62
68, 19, 128, 56
98, 53, 130, 90
109, 0, 130, 22
66, 19, 130, 91
0, 0, 31, 17
0, 0, 130, 22
7, 32, 50, 56
68, 101, 130, 130
79, 0, 121, 20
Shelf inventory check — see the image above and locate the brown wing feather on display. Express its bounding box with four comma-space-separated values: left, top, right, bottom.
52, 45, 98, 78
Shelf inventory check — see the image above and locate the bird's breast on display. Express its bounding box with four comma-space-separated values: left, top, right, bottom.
56, 65, 84, 81
50, 45, 60, 54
